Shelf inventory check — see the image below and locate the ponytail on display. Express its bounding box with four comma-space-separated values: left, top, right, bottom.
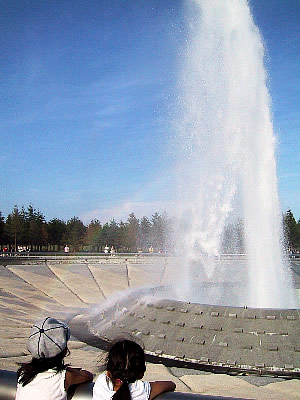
112, 380, 131, 400
106, 340, 146, 400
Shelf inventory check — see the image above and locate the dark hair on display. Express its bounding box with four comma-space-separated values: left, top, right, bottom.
17, 348, 69, 386
106, 340, 146, 400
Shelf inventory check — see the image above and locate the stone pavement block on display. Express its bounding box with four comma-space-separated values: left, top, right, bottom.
128, 264, 160, 288
127, 264, 152, 288
93, 263, 129, 277
0, 326, 30, 339
236, 375, 285, 387
134, 262, 166, 275
0, 305, 48, 327
265, 380, 300, 399
2, 315, 37, 327
144, 363, 191, 393
0, 266, 61, 312
127, 264, 164, 288
0, 339, 28, 358
0, 355, 29, 372
88, 265, 128, 298
7, 265, 85, 308
0, 315, 30, 328
47, 264, 105, 304
0, 305, 28, 319
157, 263, 175, 287
67, 348, 105, 376
68, 340, 89, 350
0, 290, 43, 315
180, 374, 300, 400
170, 367, 211, 377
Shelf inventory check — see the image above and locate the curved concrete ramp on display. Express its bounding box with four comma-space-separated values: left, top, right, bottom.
70, 297, 300, 378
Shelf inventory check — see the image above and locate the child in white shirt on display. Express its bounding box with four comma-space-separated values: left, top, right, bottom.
93, 339, 175, 400
16, 317, 93, 400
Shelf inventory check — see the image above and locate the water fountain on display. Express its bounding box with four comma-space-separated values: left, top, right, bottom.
70, 0, 299, 377
171, 0, 296, 309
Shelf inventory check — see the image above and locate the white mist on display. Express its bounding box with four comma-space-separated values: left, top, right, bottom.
173, 0, 296, 308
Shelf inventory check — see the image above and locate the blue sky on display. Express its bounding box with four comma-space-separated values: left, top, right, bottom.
1, 0, 299, 223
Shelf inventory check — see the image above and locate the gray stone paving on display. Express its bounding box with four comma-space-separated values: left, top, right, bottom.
0, 256, 299, 399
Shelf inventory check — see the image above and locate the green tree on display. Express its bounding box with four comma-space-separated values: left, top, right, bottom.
150, 212, 166, 252
106, 219, 120, 251
100, 223, 109, 250
63, 217, 87, 252
283, 209, 300, 249
5, 206, 26, 250
26, 205, 48, 250
85, 219, 102, 251
125, 213, 140, 252
139, 216, 151, 251
298, 218, 300, 249
118, 221, 128, 252
47, 218, 67, 249
0, 211, 5, 247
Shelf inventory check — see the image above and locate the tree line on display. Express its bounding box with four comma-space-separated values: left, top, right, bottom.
0, 205, 171, 253
220, 211, 300, 254
0, 204, 299, 253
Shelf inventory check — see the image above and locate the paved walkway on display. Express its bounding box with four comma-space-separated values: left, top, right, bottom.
0, 257, 299, 399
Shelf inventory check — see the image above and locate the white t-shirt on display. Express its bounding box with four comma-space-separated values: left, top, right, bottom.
93, 373, 151, 400
15, 369, 67, 400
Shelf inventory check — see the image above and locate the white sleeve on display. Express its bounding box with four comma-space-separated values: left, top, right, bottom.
60, 369, 67, 395
143, 381, 151, 399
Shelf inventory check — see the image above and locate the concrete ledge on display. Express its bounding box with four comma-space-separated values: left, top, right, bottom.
0, 370, 248, 400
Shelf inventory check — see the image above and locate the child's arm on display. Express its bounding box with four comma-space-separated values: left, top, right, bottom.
149, 381, 176, 399
65, 367, 93, 391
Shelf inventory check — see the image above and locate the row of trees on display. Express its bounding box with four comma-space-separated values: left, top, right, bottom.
0, 205, 171, 253
0, 205, 299, 253
220, 211, 300, 254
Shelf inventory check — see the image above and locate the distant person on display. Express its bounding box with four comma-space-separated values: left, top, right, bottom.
104, 245, 110, 254
148, 245, 153, 253
64, 245, 70, 254
16, 317, 93, 400
93, 339, 175, 400
110, 246, 115, 255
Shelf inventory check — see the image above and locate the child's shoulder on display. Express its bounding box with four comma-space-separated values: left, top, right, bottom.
94, 372, 110, 389
130, 379, 151, 398
28, 368, 66, 382
93, 372, 113, 399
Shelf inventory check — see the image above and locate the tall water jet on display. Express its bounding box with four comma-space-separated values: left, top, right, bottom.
172, 0, 296, 308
